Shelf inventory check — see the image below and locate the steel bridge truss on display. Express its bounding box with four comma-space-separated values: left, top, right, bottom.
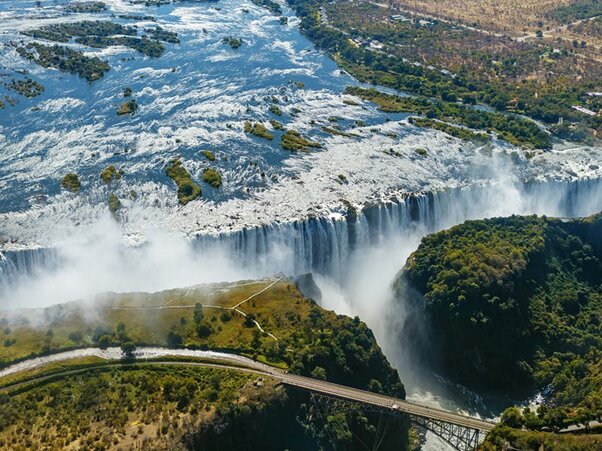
308, 392, 485, 451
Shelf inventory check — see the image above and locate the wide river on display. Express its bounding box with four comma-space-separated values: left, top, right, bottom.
2, 1, 602, 449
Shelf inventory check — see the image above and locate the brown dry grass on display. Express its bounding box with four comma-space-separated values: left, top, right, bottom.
397, 0, 574, 34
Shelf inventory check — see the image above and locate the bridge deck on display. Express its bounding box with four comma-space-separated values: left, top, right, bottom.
279, 373, 496, 432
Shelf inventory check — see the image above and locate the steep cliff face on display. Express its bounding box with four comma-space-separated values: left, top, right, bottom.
395, 213, 602, 408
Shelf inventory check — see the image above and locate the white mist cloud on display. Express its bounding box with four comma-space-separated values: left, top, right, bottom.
2, 214, 256, 308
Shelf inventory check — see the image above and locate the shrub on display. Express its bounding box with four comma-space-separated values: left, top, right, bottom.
61, 173, 81, 192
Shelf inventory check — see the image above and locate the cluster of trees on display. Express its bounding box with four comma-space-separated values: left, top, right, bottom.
347, 87, 551, 149
402, 213, 602, 428
17, 43, 110, 82
0, 366, 256, 449
546, 0, 602, 23
286, 305, 406, 398
165, 158, 202, 205
21, 21, 177, 57
250, 0, 282, 15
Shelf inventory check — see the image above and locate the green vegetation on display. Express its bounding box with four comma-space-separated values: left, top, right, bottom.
4, 78, 44, 98
547, 1, 602, 23
482, 426, 602, 450
0, 364, 264, 449
100, 165, 123, 183
222, 36, 243, 49
65, 2, 107, 13
23, 21, 134, 42
250, 0, 283, 15
146, 26, 180, 44
321, 126, 357, 138
244, 121, 274, 140
165, 159, 201, 205
269, 119, 285, 130
281, 129, 322, 151
117, 99, 138, 115
21, 21, 177, 57
17, 43, 109, 82
118, 14, 156, 21
201, 150, 216, 161
409, 117, 489, 143
60, 173, 81, 192
400, 213, 602, 428
285, 0, 601, 144
108, 193, 121, 214
269, 104, 283, 116
0, 280, 409, 450
0, 280, 404, 395
347, 87, 550, 149
0, 363, 408, 450
202, 168, 222, 188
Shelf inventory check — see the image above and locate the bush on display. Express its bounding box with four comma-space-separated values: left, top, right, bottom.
197, 323, 212, 339
61, 173, 81, 192
120, 341, 137, 358
202, 168, 222, 188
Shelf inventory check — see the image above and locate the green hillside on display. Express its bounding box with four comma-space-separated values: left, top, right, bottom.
0, 279, 410, 450
398, 213, 602, 430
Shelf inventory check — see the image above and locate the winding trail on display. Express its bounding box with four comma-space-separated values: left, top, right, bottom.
109, 277, 281, 341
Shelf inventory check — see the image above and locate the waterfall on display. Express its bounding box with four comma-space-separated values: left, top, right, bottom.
1, 177, 601, 299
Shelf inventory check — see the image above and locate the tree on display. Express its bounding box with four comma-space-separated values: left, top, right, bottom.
244, 313, 256, 328
98, 335, 111, 350
368, 379, 384, 394
167, 331, 183, 348
311, 366, 327, 380
121, 341, 137, 359
197, 323, 212, 338
68, 331, 83, 343
500, 407, 524, 428
194, 303, 204, 324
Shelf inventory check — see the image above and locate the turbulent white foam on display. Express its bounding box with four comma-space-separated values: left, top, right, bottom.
35, 97, 86, 113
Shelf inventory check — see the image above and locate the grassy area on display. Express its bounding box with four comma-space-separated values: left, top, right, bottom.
0, 356, 108, 389
22, 21, 176, 57
0, 279, 404, 393
400, 0, 574, 34
17, 43, 110, 82
0, 364, 268, 450
0, 280, 304, 368
60, 173, 81, 192
108, 192, 121, 214
5, 78, 44, 98
65, 2, 107, 13
408, 117, 489, 143
201, 150, 216, 161
251, 0, 283, 15
165, 159, 201, 205
100, 165, 123, 183
281, 129, 322, 151
244, 121, 274, 140
346, 86, 550, 149
117, 99, 138, 115
202, 168, 222, 188
481, 426, 602, 450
